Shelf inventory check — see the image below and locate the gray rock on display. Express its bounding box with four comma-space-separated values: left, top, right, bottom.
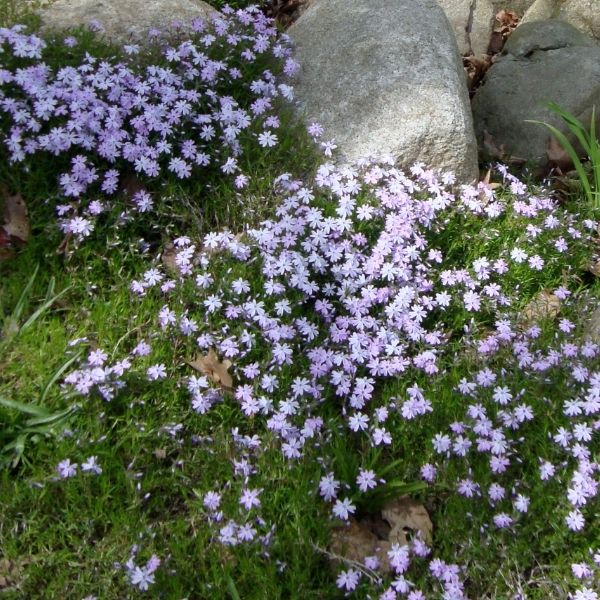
472, 21, 600, 164
288, 0, 479, 183
504, 18, 596, 56
437, 0, 496, 56
520, 0, 563, 24
584, 306, 600, 343
490, 0, 536, 14
38, 0, 219, 42
560, 0, 600, 41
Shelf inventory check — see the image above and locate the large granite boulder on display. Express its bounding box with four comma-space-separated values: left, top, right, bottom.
39, 0, 219, 42
560, 0, 600, 41
288, 0, 479, 183
520, 0, 563, 24
520, 0, 600, 42
490, 0, 536, 13
437, 0, 496, 56
472, 20, 600, 165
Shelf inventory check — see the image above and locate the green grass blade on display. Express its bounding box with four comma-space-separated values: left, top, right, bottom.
0, 397, 51, 417
525, 119, 593, 203
40, 349, 84, 403
377, 457, 406, 477
25, 405, 76, 427
226, 576, 242, 600
11, 264, 39, 324
19, 285, 72, 333
1, 265, 40, 338
545, 101, 592, 155
589, 107, 600, 207
382, 480, 428, 494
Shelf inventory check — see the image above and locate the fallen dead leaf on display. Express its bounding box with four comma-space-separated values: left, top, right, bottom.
330, 519, 380, 564
187, 349, 233, 392
481, 169, 502, 190
328, 496, 432, 575
1, 190, 30, 244
463, 54, 492, 96
488, 9, 519, 54
0, 557, 27, 591
161, 243, 181, 275
56, 231, 73, 256
488, 30, 505, 54
546, 136, 574, 173
588, 258, 600, 277
266, 0, 310, 28
482, 131, 527, 165
381, 495, 433, 547
483, 130, 506, 160
119, 174, 145, 199
0, 227, 15, 262
521, 289, 561, 326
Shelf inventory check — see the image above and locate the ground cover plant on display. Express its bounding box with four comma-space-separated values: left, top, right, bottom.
1, 3, 600, 599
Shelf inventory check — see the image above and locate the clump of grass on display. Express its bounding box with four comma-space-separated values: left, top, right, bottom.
527, 102, 600, 210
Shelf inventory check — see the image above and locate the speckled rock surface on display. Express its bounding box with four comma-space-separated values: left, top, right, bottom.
289, 0, 479, 183
490, 0, 536, 14
560, 0, 600, 41
437, 0, 496, 56
39, 0, 219, 42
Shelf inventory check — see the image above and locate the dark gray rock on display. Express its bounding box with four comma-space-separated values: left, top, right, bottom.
472, 20, 600, 164
503, 18, 596, 56
288, 0, 479, 183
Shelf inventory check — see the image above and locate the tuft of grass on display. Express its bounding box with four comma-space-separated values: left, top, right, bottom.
527, 102, 600, 210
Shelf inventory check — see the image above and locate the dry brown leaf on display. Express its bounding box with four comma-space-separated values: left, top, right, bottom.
521, 289, 561, 326
328, 496, 432, 575
546, 136, 574, 173
483, 130, 506, 160
495, 9, 519, 31
330, 520, 380, 564
161, 243, 181, 274
487, 31, 505, 55
381, 496, 433, 546
187, 349, 233, 392
588, 258, 600, 277
0, 557, 25, 590
0, 227, 15, 261
482, 131, 527, 164
119, 174, 145, 199
463, 54, 492, 95
267, 0, 310, 28
488, 9, 519, 54
479, 169, 501, 190
1, 191, 30, 244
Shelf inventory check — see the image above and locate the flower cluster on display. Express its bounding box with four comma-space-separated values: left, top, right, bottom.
122, 548, 161, 592
0, 7, 297, 238
427, 291, 600, 534
63, 343, 150, 400
95, 154, 593, 596
56, 455, 102, 478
